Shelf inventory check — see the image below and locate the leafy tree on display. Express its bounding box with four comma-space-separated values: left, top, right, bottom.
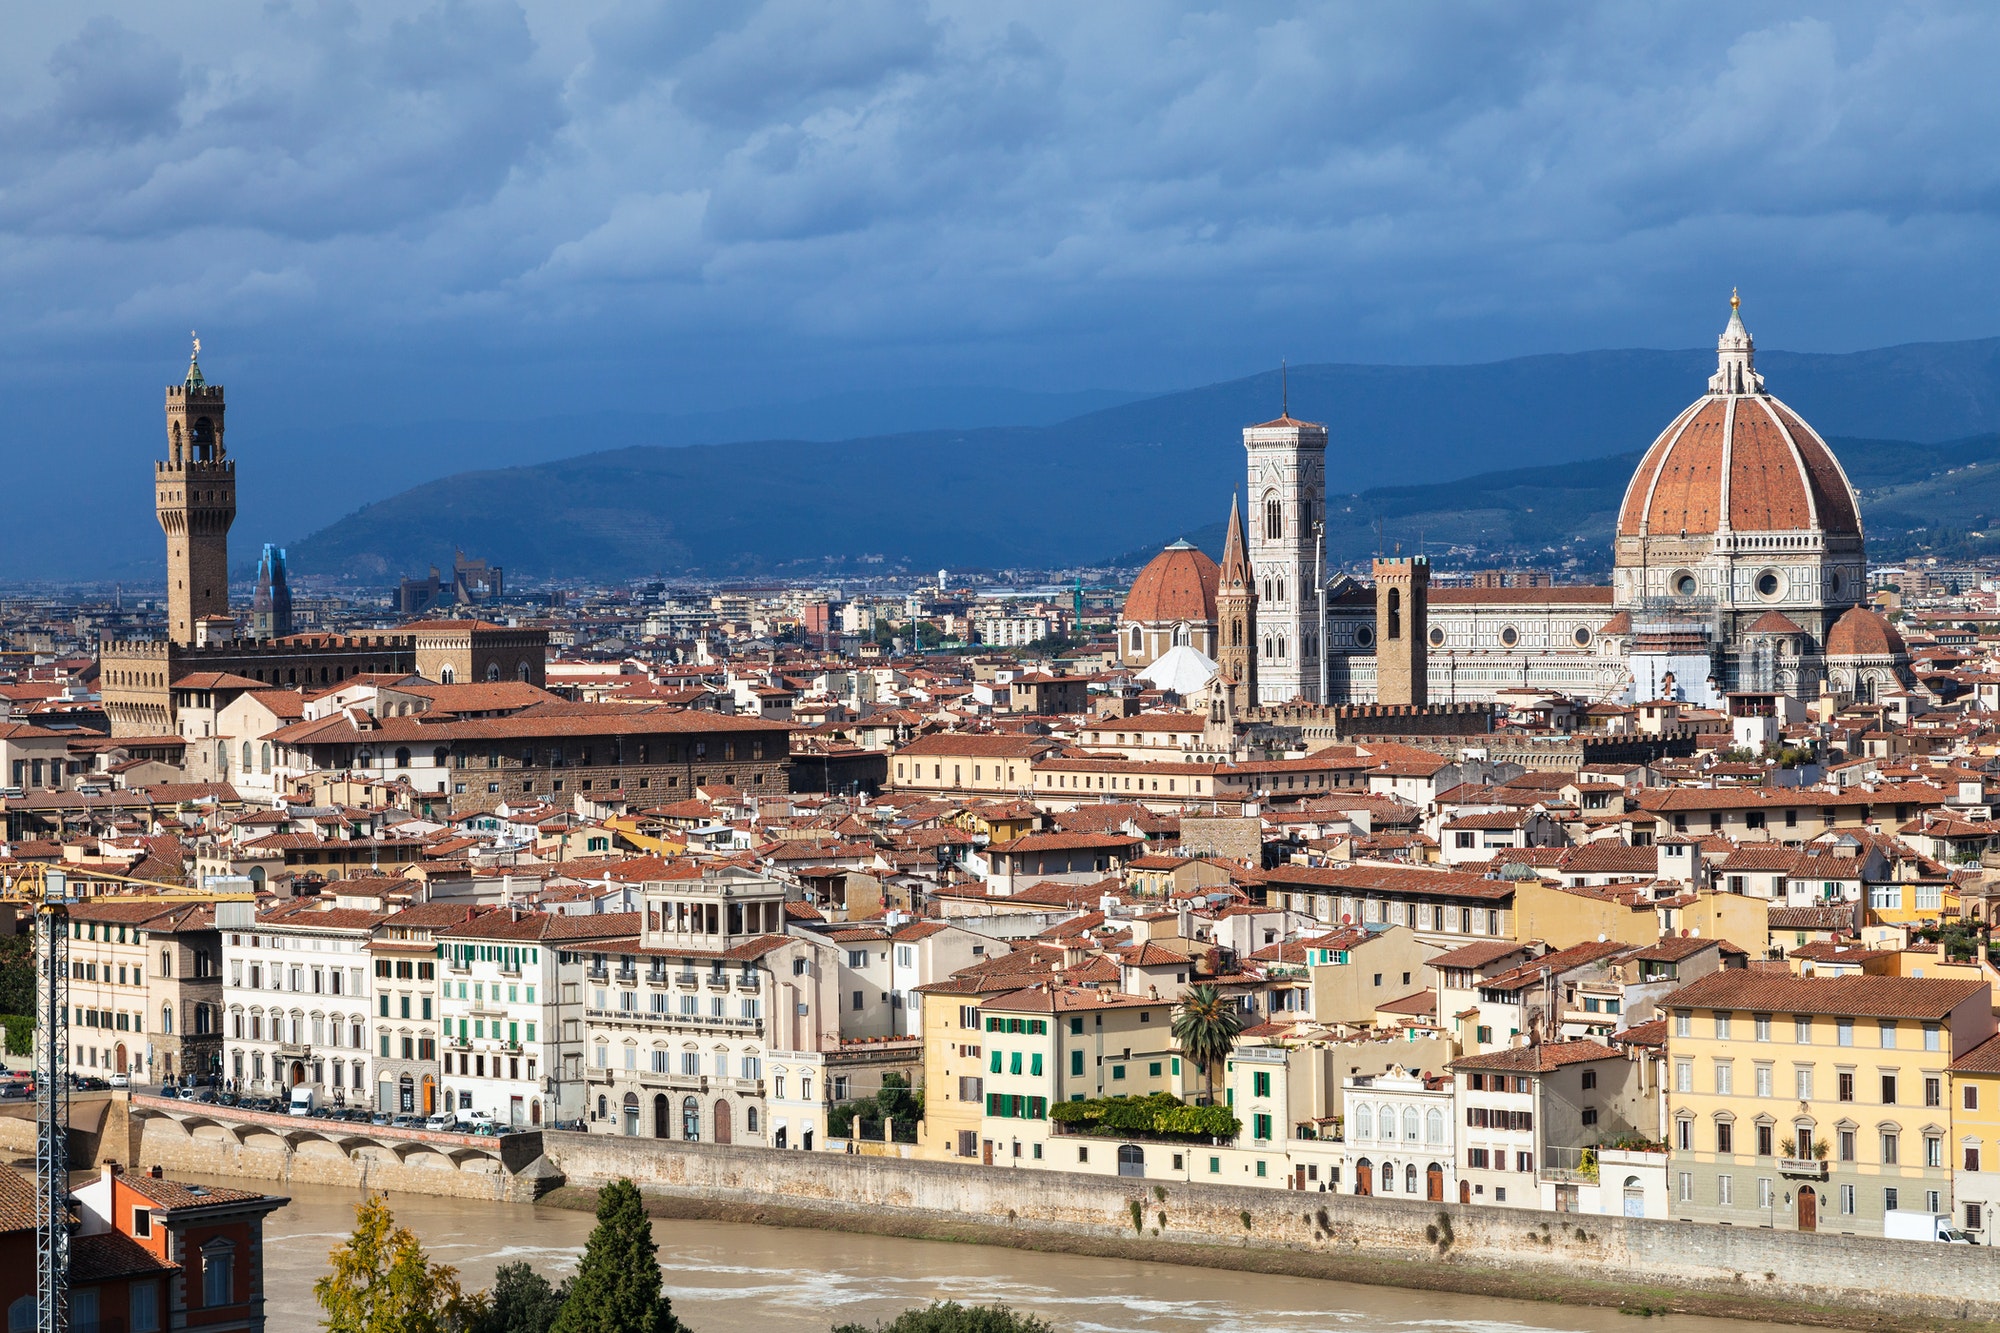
833, 1302, 1055, 1333
1171, 984, 1246, 1104
828, 1073, 923, 1141
0, 933, 36, 1017
551, 1179, 682, 1333
316, 1195, 481, 1333
470, 1263, 566, 1333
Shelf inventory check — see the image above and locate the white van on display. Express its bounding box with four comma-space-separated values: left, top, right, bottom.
455, 1108, 495, 1130
287, 1087, 316, 1117
1884, 1209, 1977, 1243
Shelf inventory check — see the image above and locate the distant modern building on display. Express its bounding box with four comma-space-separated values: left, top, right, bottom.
250, 544, 293, 641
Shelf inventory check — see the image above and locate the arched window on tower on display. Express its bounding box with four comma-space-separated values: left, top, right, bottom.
1265, 496, 1283, 541
1387, 588, 1402, 640
1231, 618, 1242, 647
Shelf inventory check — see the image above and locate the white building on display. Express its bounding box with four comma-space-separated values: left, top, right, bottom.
1339, 1070, 1458, 1202
435, 908, 628, 1127
219, 900, 381, 1106
580, 868, 840, 1143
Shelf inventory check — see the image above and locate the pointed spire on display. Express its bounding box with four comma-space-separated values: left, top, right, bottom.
185, 330, 205, 389
1220, 492, 1252, 587
1708, 290, 1762, 395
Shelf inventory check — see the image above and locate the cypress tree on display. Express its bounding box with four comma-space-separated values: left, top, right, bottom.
550, 1179, 682, 1333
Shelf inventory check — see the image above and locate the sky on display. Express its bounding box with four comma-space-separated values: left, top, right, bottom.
7, 2, 2000, 509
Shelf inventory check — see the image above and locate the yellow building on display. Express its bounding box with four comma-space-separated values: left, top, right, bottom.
1664, 971, 1993, 1236
1951, 1034, 2000, 1239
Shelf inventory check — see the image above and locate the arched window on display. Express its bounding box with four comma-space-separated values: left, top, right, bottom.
1426, 1107, 1444, 1143
217, 742, 229, 773
393, 748, 411, 768
161, 1003, 173, 1035
1387, 588, 1402, 640
486, 663, 502, 682
241, 741, 253, 770
440, 665, 456, 684
1264, 496, 1283, 541
1405, 1163, 1418, 1193
260, 743, 271, 773
517, 661, 531, 681
8, 1294, 34, 1331
1129, 628, 1141, 652
1231, 618, 1242, 647
433, 748, 449, 768
1355, 1104, 1373, 1139
681, 1095, 701, 1141
1403, 1106, 1420, 1141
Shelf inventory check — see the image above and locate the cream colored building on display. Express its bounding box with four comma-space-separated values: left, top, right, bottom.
1663, 971, 1992, 1235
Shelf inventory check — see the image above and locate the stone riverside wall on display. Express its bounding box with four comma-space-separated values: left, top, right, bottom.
544, 1132, 2000, 1324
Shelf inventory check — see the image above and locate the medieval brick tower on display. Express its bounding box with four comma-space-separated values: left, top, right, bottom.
157, 340, 234, 645
1372, 555, 1429, 706
1216, 492, 1258, 707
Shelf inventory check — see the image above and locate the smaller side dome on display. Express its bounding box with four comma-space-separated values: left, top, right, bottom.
1123, 540, 1220, 626
1824, 606, 1907, 659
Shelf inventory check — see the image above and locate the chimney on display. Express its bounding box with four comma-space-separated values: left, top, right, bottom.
149, 1164, 164, 1179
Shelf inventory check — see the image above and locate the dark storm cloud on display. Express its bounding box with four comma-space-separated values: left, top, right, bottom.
4, 1, 2000, 409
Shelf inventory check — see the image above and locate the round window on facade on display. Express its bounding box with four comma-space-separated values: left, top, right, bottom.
1427, 627, 1445, 648
1572, 626, 1591, 648
1756, 569, 1782, 599
1355, 625, 1374, 648
1499, 626, 1519, 648
1673, 571, 1697, 596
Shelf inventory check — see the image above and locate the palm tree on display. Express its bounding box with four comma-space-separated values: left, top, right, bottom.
1171, 983, 1246, 1105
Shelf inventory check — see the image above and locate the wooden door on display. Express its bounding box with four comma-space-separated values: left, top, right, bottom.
1355, 1161, 1373, 1196
1798, 1186, 1817, 1232
1426, 1164, 1444, 1201
1459, 1179, 1471, 1204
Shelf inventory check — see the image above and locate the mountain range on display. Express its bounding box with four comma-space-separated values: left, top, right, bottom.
285, 336, 2000, 582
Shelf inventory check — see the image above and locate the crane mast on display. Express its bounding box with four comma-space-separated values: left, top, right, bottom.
35, 872, 71, 1333
5, 860, 253, 1333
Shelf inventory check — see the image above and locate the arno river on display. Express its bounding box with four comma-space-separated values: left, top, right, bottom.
230, 1174, 1801, 1333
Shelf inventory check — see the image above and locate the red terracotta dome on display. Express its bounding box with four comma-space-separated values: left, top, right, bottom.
1825, 605, 1907, 659
1616, 297, 1860, 541
1123, 540, 1219, 625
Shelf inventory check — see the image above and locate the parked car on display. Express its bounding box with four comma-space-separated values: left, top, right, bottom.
423, 1113, 456, 1132
108, 1074, 130, 1089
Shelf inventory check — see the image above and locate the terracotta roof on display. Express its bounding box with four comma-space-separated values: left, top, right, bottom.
1664, 970, 1985, 1020
1617, 389, 1860, 540
1263, 862, 1513, 902
1951, 1033, 2000, 1075
1745, 610, 1805, 635
1452, 1039, 1623, 1073
893, 733, 1058, 760
1122, 542, 1219, 626
1826, 606, 1909, 660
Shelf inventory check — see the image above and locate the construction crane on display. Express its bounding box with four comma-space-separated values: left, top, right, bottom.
8, 863, 257, 1333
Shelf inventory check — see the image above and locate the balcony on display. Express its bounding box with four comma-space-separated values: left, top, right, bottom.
736, 975, 762, 993
277, 1042, 311, 1059
615, 969, 639, 985
704, 973, 731, 991
584, 1007, 759, 1033
676, 971, 698, 987
1778, 1156, 1828, 1179
1538, 1145, 1599, 1185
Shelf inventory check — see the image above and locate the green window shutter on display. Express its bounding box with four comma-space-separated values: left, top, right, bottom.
1070, 1050, 1083, 1076
1030, 1053, 1043, 1076
1070, 1017, 1083, 1035
990, 1050, 1002, 1074
526, 1023, 536, 1042
1009, 1052, 1022, 1076
509, 1022, 519, 1043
